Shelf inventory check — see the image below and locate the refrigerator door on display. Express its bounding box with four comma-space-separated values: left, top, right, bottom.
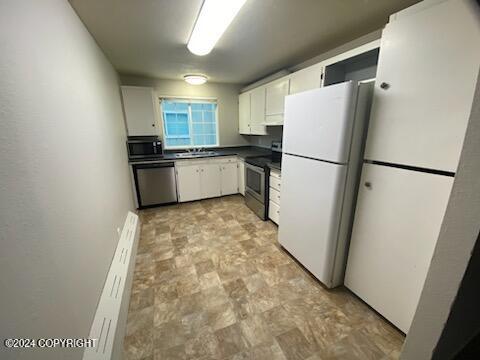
278, 154, 347, 287
345, 163, 453, 333
283, 81, 357, 164
364, 0, 480, 172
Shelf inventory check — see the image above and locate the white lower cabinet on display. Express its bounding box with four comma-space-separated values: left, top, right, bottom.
268, 169, 281, 224
175, 165, 202, 202
220, 162, 239, 196
270, 174, 281, 192
268, 201, 280, 224
200, 163, 221, 198
176, 157, 239, 202
269, 187, 281, 205
238, 160, 245, 196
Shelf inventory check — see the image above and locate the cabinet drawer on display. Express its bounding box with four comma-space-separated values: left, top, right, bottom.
269, 200, 280, 225
270, 176, 281, 192
270, 169, 281, 179
269, 187, 281, 206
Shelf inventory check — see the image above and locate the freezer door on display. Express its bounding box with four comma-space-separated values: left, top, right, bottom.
345, 163, 453, 333
283, 81, 357, 164
364, 0, 480, 172
278, 154, 347, 287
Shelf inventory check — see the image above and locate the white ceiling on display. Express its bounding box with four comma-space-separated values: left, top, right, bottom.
69, 0, 420, 84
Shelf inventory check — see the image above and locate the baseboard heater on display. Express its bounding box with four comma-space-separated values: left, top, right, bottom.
83, 211, 140, 360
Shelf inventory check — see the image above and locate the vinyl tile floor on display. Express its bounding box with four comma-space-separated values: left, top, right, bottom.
124, 195, 404, 360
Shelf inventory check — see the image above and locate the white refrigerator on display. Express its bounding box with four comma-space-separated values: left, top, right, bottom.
278, 81, 374, 288
343, 0, 479, 333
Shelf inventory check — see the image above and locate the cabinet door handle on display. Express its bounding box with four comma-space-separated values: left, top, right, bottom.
365, 181, 372, 189
380, 82, 390, 90
152, 123, 155, 127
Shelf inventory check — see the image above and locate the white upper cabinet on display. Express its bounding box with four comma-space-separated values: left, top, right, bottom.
364, 0, 480, 172
289, 63, 323, 95
121, 86, 159, 136
265, 77, 290, 125
238, 92, 251, 135
238, 88, 267, 135
237, 38, 380, 135
220, 162, 239, 196
249, 87, 268, 135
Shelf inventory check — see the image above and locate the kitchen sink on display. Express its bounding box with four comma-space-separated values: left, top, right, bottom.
175, 151, 219, 158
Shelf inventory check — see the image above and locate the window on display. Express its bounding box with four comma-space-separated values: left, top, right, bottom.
161, 99, 219, 149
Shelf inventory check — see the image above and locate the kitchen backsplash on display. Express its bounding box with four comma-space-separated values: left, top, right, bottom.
247, 126, 283, 149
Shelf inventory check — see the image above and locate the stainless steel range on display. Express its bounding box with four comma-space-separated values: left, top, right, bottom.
245, 141, 282, 220
245, 162, 267, 219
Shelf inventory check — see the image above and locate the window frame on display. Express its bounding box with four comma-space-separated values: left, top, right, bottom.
159, 97, 220, 150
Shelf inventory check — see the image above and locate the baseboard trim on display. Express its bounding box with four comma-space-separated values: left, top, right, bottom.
83, 211, 140, 360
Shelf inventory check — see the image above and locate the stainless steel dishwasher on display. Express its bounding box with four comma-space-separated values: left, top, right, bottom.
133, 162, 178, 208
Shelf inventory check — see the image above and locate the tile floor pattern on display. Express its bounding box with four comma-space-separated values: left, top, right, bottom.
124, 195, 404, 360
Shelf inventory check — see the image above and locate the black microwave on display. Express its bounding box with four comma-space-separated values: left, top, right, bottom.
127, 137, 163, 160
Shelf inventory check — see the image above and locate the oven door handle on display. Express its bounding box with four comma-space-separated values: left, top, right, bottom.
245, 163, 265, 173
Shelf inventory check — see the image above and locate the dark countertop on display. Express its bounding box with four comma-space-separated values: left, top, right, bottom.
128, 146, 272, 165
268, 162, 282, 171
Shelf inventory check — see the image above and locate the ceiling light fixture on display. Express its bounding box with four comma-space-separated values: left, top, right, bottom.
184, 74, 208, 85
187, 0, 247, 56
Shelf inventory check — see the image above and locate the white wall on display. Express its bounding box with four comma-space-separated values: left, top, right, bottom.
0, 1, 134, 359
120, 75, 250, 147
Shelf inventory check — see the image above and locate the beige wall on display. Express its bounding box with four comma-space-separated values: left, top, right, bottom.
120, 75, 250, 147
0, 1, 134, 359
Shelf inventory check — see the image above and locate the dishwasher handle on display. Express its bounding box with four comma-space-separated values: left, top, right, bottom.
134, 162, 175, 170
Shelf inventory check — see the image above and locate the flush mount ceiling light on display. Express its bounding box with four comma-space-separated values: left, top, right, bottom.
187, 0, 247, 56
184, 74, 208, 85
